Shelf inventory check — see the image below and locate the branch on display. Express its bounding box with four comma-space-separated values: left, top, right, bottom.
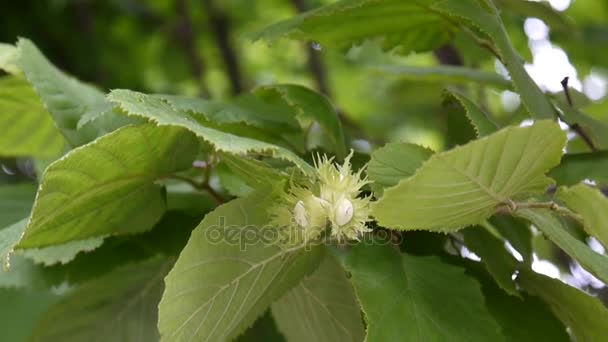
556, 77, 598, 151
175, 0, 210, 98
202, 0, 244, 95
168, 174, 225, 204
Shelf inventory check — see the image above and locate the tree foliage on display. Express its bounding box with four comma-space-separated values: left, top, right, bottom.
1, 0, 608, 341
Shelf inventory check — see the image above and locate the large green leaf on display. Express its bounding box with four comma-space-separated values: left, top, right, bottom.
30, 257, 172, 342
558, 183, 608, 248
372, 121, 566, 231
158, 192, 323, 341
107, 89, 314, 175
433, 0, 555, 119
271, 252, 364, 342
0, 76, 64, 157
16, 124, 199, 248
549, 152, 608, 186
366, 142, 433, 191
345, 243, 504, 341
517, 209, 608, 284
518, 269, 608, 341
0, 183, 37, 227
252, 0, 452, 55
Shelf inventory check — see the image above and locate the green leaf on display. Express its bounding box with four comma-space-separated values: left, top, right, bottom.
256, 85, 346, 158
518, 269, 608, 341
516, 209, 608, 284
462, 226, 519, 296
216, 162, 254, 197
160, 93, 300, 132
372, 121, 566, 231
558, 183, 608, 248
549, 151, 608, 186
0, 43, 19, 74
0, 219, 27, 268
271, 252, 364, 342
0, 76, 64, 157
30, 257, 172, 342
560, 106, 608, 149
107, 89, 314, 175
14, 39, 114, 146
252, 0, 453, 55
0, 287, 60, 342
446, 87, 498, 137
366, 142, 433, 191
490, 215, 533, 262
16, 124, 199, 248
220, 154, 290, 191
12, 39, 139, 147
0, 183, 37, 227
158, 192, 323, 341
18, 237, 104, 266
465, 261, 569, 342
345, 243, 504, 341
433, 0, 556, 119
373, 65, 511, 88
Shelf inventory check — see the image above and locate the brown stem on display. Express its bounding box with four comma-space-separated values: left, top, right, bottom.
558, 77, 598, 151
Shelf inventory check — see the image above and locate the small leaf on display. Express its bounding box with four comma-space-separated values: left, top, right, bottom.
30, 257, 172, 342
367, 142, 433, 191
17, 124, 199, 248
462, 226, 519, 296
558, 183, 608, 248
517, 209, 608, 284
490, 215, 533, 262
271, 252, 364, 342
158, 192, 323, 341
108, 89, 314, 175
0, 76, 64, 157
373, 121, 566, 231
252, 0, 453, 55
0, 43, 19, 74
446, 87, 498, 137
345, 243, 504, 341
518, 268, 608, 341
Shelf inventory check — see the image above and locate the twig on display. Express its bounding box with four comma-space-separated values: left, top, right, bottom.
495, 200, 584, 225
202, 0, 244, 95
558, 77, 598, 151
169, 175, 225, 203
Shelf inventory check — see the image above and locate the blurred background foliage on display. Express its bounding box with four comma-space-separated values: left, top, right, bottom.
1, 0, 608, 338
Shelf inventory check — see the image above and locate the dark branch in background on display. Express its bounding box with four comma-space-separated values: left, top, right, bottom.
557, 77, 598, 151
433, 44, 464, 66
175, 0, 210, 98
202, 0, 244, 95
289, 0, 376, 145
290, 0, 331, 97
